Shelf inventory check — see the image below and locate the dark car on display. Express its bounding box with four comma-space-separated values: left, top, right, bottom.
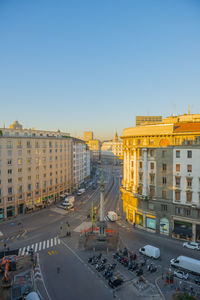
108, 276, 123, 288
195, 278, 200, 285
136, 269, 143, 276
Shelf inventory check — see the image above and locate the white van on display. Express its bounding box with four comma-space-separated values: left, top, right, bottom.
139, 245, 160, 259
77, 188, 86, 195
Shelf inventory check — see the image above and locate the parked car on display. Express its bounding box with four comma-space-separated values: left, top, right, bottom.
183, 242, 200, 250
173, 270, 189, 280
195, 278, 200, 285
108, 276, 123, 288
136, 269, 143, 276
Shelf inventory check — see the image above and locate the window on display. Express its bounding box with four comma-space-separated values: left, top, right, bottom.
7, 150, 12, 156
49, 156, 52, 162
162, 164, 167, 171
175, 190, 180, 201
139, 162, 142, 169
176, 164, 180, 172
43, 173, 46, 178
8, 169, 12, 174
35, 141, 39, 148
150, 162, 154, 170
27, 150, 31, 155
7, 141, 12, 148
184, 208, 191, 216
42, 157, 46, 163
8, 178, 12, 183
162, 177, 167, 185
18, 150, 22, 156
50, 164, 52, 169
49, 149, 52, 153
150, 149, 154, 157
175, 207, 181, 215
50, 179, 53, 186
18, 159, 22, 165
176, 150, 180, 158
139, 149, 142, 157
150, 186, 155, 197
36, 183, 39, 189
7, 160, 12, 165
162, 190, 166, 199
17, 140, 22, 148
35, 157, 39, 164
27, 167, 31, 172
187, 165, 192, 172
8, 197, 13, 202
43, 149, 46, 154
49, 141, 52, 148
27, 184, 32, 191
27, 141, 31, 148
175, 177, 181, 187
27, 158, 31, 164
36, 166, 39, 171
187, 150, 192, 158
28, 176, 31, 181
161, 204, 167, 211
8, 187, 12, 194
186, 191, 192, 203
50, 172, 52, 176
162, 150, 166, 158
0, 189, 1, 196
18, 185, 22, 192
186, 178, 192, 188
36, 174, 39, 180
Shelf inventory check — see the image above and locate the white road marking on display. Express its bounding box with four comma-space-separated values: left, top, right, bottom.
21, 247, 26, 256
43, 240, 46, 250
0, 231, 3, 236
31, 244, 34, 250
54, 237, 57, 246
16, 234, 20, 238
35, 243, 38, 252
58, 238, 60, 245
39, 242, 42, 251
50, 238, 53, 247
47, 240, 49, 248
11, 236, 15, 239
26, 245, 30, 253
18, 248, 22, 256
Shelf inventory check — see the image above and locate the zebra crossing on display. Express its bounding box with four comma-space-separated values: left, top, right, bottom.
18, 236, 61, 256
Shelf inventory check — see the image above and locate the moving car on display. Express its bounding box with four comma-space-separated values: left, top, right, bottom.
183, 242, 200, 250
173, 270, 189, 280
107, 211, 118, 222
139, 245, 160, 259
77, 188, 86, 195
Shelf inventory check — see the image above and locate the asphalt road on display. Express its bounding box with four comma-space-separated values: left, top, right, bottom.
1, 164, 200, 300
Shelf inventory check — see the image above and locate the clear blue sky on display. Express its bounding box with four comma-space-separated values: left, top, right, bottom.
1, 0, 200, 140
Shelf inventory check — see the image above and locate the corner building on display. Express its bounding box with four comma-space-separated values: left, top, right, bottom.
0, 123, 74, 219
121, 114, 200, 241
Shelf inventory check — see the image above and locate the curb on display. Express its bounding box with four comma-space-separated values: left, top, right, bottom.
155, 276, 166, 300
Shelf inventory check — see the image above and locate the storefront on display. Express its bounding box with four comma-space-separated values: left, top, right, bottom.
160, 218, 169, 235
7, 206, 15, 218
196, 224, 200, 242
0, 208, 4, 219
136, 213, 143, 226
173, 220, 192, 240
18, 204, 24, 214
128, 209, 133, 222
146, 216, 156, 230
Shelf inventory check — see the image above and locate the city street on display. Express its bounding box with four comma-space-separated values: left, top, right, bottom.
1, 165, 200, 299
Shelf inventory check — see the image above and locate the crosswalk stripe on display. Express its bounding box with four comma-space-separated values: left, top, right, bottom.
39, 242, 42, 251
17, 234, 20, 238
21, 247, 26, 256
11, 236, 15, 239
47, 240, 49, 248
58, 238, 60, 244
18, 248, 22, 256
31, 244, 34, 250
26, 245, 30, 253
51, 238, 53, 247
43, 241, 46, 250
54, 237, 57, 246
35, 243, 38, 252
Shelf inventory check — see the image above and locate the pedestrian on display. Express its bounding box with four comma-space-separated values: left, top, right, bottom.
133, 222, 135, 228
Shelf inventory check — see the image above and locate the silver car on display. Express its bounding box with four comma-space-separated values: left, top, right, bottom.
183, 242, 200, 250
173, 270, 189, 280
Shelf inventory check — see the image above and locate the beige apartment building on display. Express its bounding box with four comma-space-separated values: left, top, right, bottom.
83, 131, 93, 142
0, 122, 74, 219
